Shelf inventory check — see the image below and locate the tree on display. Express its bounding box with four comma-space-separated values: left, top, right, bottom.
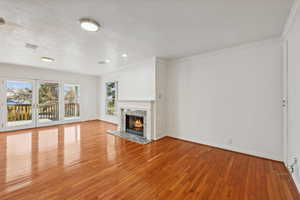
64, 87, 76, 103
39, 83, 59, 104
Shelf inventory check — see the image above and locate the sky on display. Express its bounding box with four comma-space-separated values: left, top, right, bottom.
6, 81, 80, 92
7, 81, 32, 90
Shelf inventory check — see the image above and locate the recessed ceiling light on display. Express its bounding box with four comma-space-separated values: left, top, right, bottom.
121, 54, 128, 58
79, 18, 100, 32
41, 57, 55, 63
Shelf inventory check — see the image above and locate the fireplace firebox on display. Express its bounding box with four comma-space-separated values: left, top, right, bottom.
125, 115, 144, 136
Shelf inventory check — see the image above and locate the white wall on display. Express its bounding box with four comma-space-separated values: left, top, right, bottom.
166, 39, 283, 161
0, 63, 99, 122
154, 59, 168, 139
284, 0, 300, 191
98, 58, 156, 124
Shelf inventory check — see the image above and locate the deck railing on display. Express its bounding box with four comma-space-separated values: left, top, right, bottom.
7, 103, 80, 122
7, 104, 32, 121
64, 103, 80, 118
39, 103, 59, 121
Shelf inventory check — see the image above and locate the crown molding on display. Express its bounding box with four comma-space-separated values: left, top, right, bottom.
282, 0, 300, 39
155, 57, 168, 65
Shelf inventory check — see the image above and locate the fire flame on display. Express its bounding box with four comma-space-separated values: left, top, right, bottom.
134, 120, 143, 128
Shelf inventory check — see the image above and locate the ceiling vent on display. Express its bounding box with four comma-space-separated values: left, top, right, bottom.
98, 60, 110, 64
98, 61, 107, 64
0, 17, 5, 25
25, 43, 38, 50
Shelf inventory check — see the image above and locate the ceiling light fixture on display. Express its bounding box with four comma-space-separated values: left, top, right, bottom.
121, 53, 128, 58
79, 18, 100, 32
41, 57, 55, 63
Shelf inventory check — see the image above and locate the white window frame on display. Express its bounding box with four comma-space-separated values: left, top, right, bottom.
105, 81, 118, 116
1, 78, 37, 131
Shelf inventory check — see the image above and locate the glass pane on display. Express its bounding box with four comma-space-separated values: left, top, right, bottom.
38, 82, 59, 122
106, 99, 115, 115
106, 82, 116, 115
6, 81, 33, 127
64, 84, 80, 118
106, 82, 116, 98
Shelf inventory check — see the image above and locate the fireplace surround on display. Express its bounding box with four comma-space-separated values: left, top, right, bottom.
125, 114, 144, 136
106, 100, 154, 143
121, 109, 147, 137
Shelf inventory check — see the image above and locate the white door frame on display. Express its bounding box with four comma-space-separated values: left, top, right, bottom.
36, 80, 62, 127
1, 78, 37, 131
62, 82, 81, 122
0, 78, 82, 132
283, 39, 289, 166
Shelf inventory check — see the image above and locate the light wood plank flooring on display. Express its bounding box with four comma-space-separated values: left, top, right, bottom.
0, 121, 299, 200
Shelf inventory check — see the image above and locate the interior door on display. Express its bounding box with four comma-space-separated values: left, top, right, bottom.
3, 79, 36, 131
37, 81, 60, 126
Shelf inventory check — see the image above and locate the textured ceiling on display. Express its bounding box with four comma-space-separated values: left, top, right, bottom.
0, 0, 294, 75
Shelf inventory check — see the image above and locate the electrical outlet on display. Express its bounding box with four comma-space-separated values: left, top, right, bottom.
227, 139, 233, 145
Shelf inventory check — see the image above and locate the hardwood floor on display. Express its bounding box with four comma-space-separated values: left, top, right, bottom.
0, 121, 298, 200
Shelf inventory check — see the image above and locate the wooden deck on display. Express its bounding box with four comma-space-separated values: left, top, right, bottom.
0, 121, 298, 200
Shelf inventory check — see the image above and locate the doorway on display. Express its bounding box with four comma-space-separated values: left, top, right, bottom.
0, 79, 80, 132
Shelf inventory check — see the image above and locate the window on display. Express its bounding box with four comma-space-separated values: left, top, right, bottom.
105, 82, 117, 115
64, 84, 80, 119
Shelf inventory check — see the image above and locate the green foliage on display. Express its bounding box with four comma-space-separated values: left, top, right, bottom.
64, 85, 79, 103
39, 83, 59, 104
106, 82, 117, 115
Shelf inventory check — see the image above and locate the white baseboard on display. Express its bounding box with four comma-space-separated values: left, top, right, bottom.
154, 134, 167, 141
97, 119, 118, 125
169, 135, 282, 161
291, 173, 300, 193
98, 117, 118, 125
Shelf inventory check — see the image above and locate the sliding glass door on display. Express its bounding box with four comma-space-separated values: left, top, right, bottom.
37, 81, 60, 126
3, 80, 36, 130
0, 79, 80, 131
